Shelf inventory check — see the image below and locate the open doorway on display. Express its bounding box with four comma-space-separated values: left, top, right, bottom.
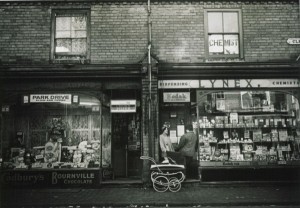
112, 113, 142, 178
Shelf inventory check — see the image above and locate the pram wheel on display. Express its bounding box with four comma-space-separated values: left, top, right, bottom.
168, 177, 181, 192
152, 174, 169, 192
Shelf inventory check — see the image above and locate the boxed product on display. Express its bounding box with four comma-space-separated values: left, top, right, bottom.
223, 131, 229, 139
271, 129, 279, 142
243, 153, 253, 161
253, 130, 262, 142
244, 116, 254, 127
242, 144, 253, 152
278, 130, 288, 141
262, 133, 271, 142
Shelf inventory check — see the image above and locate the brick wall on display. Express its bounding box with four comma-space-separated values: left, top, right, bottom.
0, 2, 51, 65
0, 0, 299, 65
91, 3, 148, 64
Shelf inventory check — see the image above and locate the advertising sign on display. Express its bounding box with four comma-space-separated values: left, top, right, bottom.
29, 94, 72, 104
163, 92, 190, 102
158, 80, 199, 89
160, 79, 300, 89
110, 100, 136, 113
0, 169, 100, 187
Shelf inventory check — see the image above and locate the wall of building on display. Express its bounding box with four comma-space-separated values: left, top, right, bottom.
0, 0, 299, 65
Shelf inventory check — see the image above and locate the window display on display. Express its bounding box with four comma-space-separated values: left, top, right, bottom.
197, 90, 300, 166
1, 94, 102, 170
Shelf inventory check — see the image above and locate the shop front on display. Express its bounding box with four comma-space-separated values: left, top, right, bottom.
158, 78, 300, 181
0, 77, 143, 187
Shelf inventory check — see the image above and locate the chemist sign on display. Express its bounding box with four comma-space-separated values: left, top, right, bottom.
27, 94, 72, 104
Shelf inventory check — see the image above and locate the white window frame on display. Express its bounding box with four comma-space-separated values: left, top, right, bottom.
204, 9, 244, 59
51, 9, 90, 63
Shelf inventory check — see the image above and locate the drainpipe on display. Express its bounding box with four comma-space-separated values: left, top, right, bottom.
147, 0, 154, 158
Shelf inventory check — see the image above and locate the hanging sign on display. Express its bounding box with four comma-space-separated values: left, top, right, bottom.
29, 94, 72, 104
163, 92, 190, 102
110, 100, 136, 113
287, 38, 300, 45
158, 80, 199, 89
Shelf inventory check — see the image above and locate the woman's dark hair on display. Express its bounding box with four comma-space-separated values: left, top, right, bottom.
161, 126, 169, 135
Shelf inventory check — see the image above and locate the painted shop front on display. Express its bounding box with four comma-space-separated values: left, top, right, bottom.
158, 78, 300, 181
0, 74, 143, 187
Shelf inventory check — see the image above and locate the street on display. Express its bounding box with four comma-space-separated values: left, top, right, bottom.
1, 184, 300, 208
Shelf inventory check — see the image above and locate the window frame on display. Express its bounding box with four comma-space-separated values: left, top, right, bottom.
204, 9, 244, 59
50, 9, 91, 63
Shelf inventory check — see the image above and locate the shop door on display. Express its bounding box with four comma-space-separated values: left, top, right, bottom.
112, 113, 141, 178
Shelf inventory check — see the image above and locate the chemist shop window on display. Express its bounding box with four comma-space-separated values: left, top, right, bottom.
197, 90, 300, 164
51, 10, 90, 63
204, 9, 243, 59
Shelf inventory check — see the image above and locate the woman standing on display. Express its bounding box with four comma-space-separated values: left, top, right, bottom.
159, 126, 175, 163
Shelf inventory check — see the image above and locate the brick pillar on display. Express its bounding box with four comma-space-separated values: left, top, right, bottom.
141, 66, 159, 184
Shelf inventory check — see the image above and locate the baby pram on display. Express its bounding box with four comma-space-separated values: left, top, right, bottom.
140, 156, 185, 192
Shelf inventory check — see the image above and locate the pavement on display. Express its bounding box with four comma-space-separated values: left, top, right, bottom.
1, 182, 300, 208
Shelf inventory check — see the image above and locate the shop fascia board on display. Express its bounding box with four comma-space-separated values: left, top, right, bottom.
0, 0, 293, 2
0, 64, 144, 79
157, 62, 300, 79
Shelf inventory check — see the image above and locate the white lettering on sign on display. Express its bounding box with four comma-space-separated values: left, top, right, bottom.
52, 172, 95, 185
2, 173, 45, 184
30, 94, 72, 104
110, 100, 136, 113
287, 38, 300, 45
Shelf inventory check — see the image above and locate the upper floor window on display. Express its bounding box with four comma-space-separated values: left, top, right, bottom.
205, 10, 243, 59
51, 10, 90, 63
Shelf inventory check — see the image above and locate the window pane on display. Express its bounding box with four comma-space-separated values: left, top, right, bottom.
56, 17, 71, 38
71, 30, 87, 38
72, 16, 87, 30
208, 34, 223, 54
208, 12, 223, 33
223, 12, 238, 33
55, 39, 71, 53
54, 12, 88, 60
224, 35, 239, 54
72, 39, 86, 54
56, 31, 71, 38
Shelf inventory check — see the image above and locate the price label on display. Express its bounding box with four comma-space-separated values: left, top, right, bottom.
278, 161, 287, 165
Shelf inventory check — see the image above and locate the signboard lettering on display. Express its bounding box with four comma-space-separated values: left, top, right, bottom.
1, 172, 45, 184
287, 38, 300, 45
110, 100, 136, 113
1, 170, 100, 187
163, 92, 190, 103
30, 94, 72, 104
52, 172, 95, 185
159, 79, 300, 89
158, 80, 199, 89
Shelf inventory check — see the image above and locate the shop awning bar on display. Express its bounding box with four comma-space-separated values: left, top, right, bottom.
157, 62, 300, 79
0, 64, 144, 79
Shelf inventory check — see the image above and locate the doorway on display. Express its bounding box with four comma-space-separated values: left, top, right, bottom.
112, 113, 142, 178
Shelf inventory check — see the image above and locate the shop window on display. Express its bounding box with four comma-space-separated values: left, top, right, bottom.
51, 10, 90, 63
205, 10, 243, 58
197, 90, 300, 166
2, 94, 106, 169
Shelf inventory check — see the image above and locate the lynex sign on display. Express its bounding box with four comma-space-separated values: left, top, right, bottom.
158, 79, 300, 89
